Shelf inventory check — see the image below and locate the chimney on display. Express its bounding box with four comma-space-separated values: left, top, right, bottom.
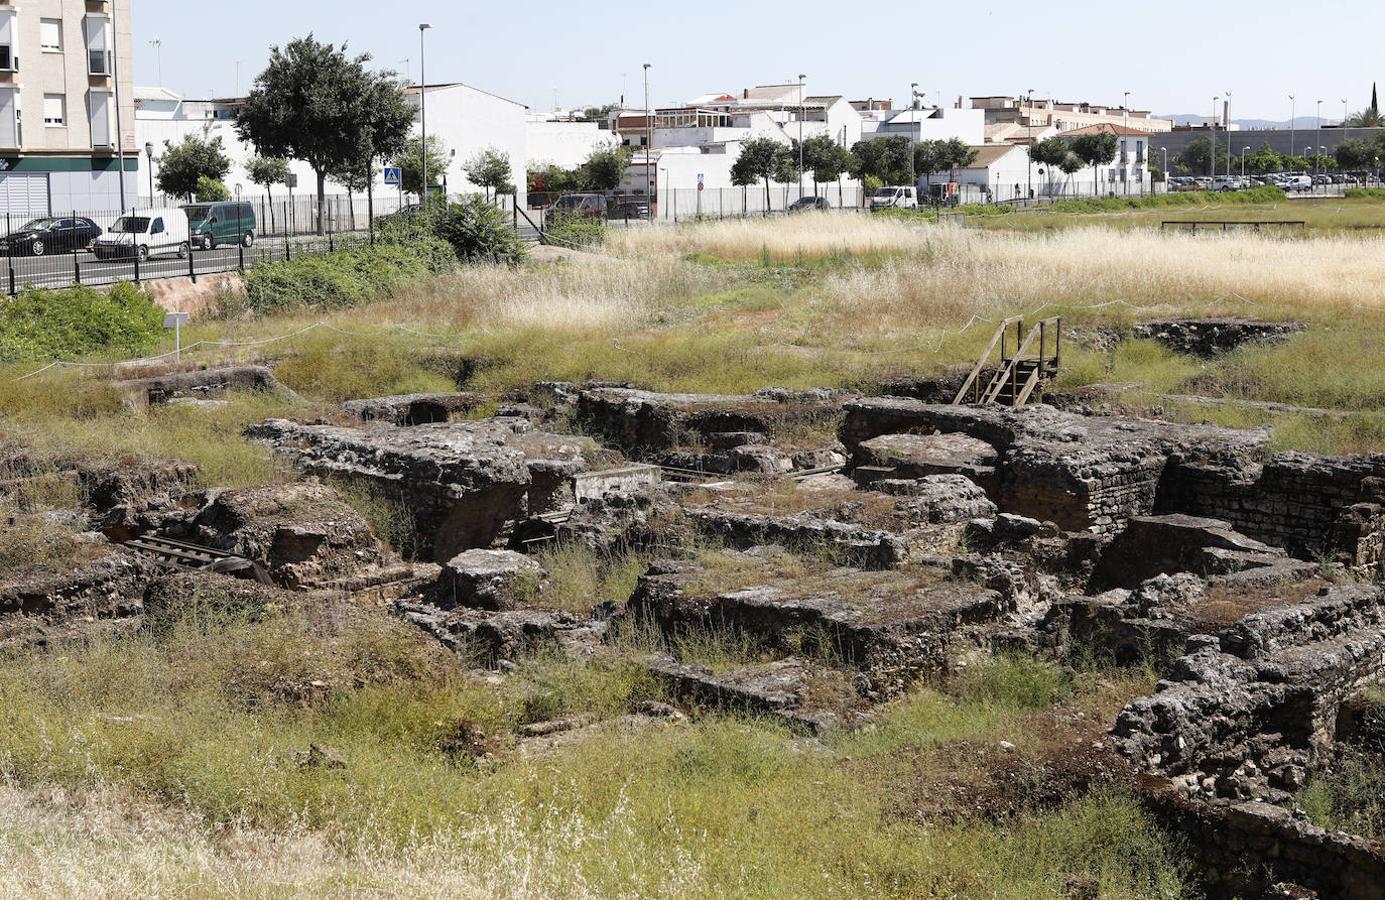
956, 95, 963, 109
743, 88, 749, 100
1223, 99, 1230, 127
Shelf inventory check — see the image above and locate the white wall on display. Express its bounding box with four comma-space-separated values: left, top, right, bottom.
525, 118, 616, 169
137, 83, 531, 208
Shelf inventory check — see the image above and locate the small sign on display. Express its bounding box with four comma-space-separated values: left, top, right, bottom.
384, 166, 402, 186
285, 173, 298, 189
163, 312, 189, 329
697, 172, 705, 192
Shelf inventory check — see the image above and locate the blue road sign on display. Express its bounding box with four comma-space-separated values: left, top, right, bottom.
384, 166, 402, 186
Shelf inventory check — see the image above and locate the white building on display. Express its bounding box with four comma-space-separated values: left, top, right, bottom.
136, 81, 531, 209
970, 96, 1173, 134
867, 106, 986, 145
525, 115, 617, 169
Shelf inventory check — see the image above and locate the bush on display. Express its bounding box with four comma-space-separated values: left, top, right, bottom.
240, 239, 456, 315
1345, 188, 1385, 199
431, 196, 528, 265
0, 282, 165, 361
544, 211, 606, 248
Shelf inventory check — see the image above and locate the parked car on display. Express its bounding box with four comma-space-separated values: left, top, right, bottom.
91, 209, 191, 261
1281, 175, 1313, 192
869, 186, 918, 210
182, 201, 256, 250
789, 196, 831, 213
548, 193, 608, 219
0, 216, 103, 257
608, 199, 650, 220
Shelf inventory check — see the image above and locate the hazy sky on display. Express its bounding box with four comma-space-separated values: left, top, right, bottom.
133, 0, 1382, 121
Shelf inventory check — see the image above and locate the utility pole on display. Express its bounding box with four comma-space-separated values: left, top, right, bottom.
1342, 97, 1350, 143
1026, 88, 1034, 201
112, 0, 127, 212
643, 63, 653, 221
419, 24, 431, 205
1209, 96, 1218, 178
1288, 94, 1296, 163
798, 74, 806, 196
1316, 99, 1323, 177
1225, 91, 1233, 177
1123, 90, 1130, 129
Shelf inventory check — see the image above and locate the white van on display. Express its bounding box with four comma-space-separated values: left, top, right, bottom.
91, 209, 190, 261
869, 185, 918, 211
1280, 175, 1312, 193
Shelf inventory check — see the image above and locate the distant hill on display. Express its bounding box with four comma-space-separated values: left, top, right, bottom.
1161, 114, 1340, 130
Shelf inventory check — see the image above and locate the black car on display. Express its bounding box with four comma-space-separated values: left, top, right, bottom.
788, 196, 831, 213
608, 199, 650, 220
0, 217, 103, 257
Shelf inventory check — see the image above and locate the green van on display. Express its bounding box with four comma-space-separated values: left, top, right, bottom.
181, 201, 256, 250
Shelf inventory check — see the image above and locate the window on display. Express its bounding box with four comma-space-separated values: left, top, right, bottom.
43, 95, 65, 127
84, 16, 111, 76
88, 90, 111, 146
0, 88, 17, 147
0, 7, 17, 71
151, 218, 165, 235
40, 19, 63, 52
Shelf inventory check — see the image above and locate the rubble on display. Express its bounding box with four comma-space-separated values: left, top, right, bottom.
429, 549, 544, 610
1130, 318, 1304, 357
343, 392, 484, 426
117, 365, 299, 406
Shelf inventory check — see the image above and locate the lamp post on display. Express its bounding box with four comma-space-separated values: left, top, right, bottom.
798, 74, 806, 196
1288, 94, 1296, 162
418, 23, 431, 205
1026, 88, 1034, 201
1242, 146, 1250, 177
111, 0, 127, 212
1210, 96, 1219, 178
908, 82, 919, 190
643, 63, 652, 222
1123, 90, 1130, 128
1224, 91, 1233, 174
144, 141, 154, 202
1342, 98, 1350, 143
1314, 100, 1324, 177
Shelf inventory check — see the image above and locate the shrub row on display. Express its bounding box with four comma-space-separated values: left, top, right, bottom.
0, 282, 165, 362
240, 238, 455, 314
1344, 188, 1385, 200
919, 185, 1289, 219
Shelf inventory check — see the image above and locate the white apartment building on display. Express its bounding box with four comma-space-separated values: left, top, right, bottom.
0, 0, 137, 215
970, 96, 1173, 134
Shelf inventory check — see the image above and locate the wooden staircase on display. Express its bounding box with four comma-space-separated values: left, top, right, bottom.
952, 315, 1062, 407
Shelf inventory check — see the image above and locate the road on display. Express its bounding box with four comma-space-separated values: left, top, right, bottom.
0, 233, 361, 292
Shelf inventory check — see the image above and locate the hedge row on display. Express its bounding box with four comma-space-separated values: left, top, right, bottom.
241, 238, 456, 314
0, 282, 165, 362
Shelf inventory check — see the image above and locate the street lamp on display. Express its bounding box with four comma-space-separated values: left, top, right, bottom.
1210, 96, 1219, 178
1224, 91, 1233, 173
1123, 90, 1130, 129
419, 23, 431, 205
642, 63, 652, 221
908, 82, 919, 189
1288, 94, 1296, 161
1026, 88, 1034, 201
144, 141, 155, 202
798, 74, 806, 196
1315, 100, 1323, 177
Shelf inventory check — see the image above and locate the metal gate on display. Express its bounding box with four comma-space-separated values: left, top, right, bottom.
0, 172, 51, 219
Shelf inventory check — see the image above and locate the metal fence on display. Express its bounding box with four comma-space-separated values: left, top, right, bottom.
130, 193, 414, 238
0, 204, 383, 294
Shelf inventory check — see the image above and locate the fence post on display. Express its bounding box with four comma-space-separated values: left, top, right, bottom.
72, 211, 81, 285
328, 229, 334, 253
133, 241, 140, 284
5, 212, 12, 296
188, 233, 196, 282
285, 230, 291, 261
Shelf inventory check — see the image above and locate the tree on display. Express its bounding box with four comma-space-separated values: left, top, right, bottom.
735, 137, 792, 213
236, 35, 413, 234
1068, 132, 1119, 195
1058, 153, 1084, 195
396, 135, 450, 198
575, 103, 618, 123
580, 145, 632, 192
793, 135, 845, 195
463, 147, 513, 202
1243, 142, 1284, 175
913, 140, 949, 187
528, 163, 583, 195
194, 176, 230, 202
1028, 137, 1070, 196
1334, 138, 1379, 170
940, 137, 979, 182
850, 135, 912, 186
1175, 136, 1229, 179
245, 156, 290, 232
1345, 84, 1384, 128
155, 132, 231, 202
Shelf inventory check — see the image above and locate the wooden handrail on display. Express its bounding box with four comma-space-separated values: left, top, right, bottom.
953, 315, 1023, 405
